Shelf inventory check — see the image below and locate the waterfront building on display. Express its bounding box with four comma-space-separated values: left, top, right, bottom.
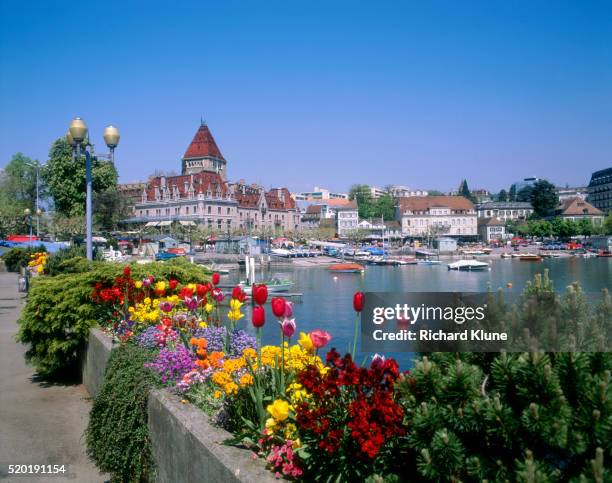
117, 181, 148, 214
478, 217, 506, 243
126, 123, 300, 234
396, 196, 477, 237
553, 197, 604, 225
587, 167, 612, 214
475, 201, 533, 221
335, 201, 359, 236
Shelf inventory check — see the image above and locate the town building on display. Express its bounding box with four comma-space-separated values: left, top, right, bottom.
511, 177, 540, 194
587, 167, 612, 214
478, 217, 506, 243
396, 196, 477, 237
126, 123, 300, 234
475, 201, 533, 221
556, 186, 588, 202
387, 186, 428, 198
470, 189, 492, 203
335, 201, 359, 236
553, 197, 604, 225
293, 186, 348, 201
117, 181, 148, 214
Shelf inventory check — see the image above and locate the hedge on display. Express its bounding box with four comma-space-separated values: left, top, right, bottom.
16, 258, 209, 376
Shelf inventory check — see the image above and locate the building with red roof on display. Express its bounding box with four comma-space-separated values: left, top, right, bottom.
127, 123, 300, 234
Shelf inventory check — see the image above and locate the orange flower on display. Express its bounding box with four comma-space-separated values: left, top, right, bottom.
209, 351, 225, 369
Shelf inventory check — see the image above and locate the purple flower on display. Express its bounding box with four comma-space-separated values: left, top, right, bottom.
146, 345, 195, 384
193, 326, 226, 352
183, 296, 199, 311
136, 326, 160, 349
229, 329, 257, 356
159, 301, 174, 313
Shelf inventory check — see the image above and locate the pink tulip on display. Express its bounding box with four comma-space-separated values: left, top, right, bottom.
309, 329, 331, 349
212, 288, 224, 302
280, 318, 296, 338
183, 297, 198, 311
159, 301, 174, 313
283, 301, 294, 318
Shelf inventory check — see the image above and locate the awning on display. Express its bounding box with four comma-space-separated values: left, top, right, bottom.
158, 220, 172, 226
179, 220, 196, 226
145, 221, 159, 227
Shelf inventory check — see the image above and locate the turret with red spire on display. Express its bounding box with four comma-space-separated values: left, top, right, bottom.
181, 121, 227, 179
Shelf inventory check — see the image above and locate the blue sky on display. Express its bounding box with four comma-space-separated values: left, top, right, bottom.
1, 0, 611, 193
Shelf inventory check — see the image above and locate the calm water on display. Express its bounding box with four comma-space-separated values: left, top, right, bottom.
227, 258, 611, 368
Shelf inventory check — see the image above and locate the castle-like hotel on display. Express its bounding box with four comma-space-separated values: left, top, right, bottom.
124, 123, 301, 233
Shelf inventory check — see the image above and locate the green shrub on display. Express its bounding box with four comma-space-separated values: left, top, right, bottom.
16, 258, 208, 376
396, 274, 612, 481
1, 245, 46, 272
86, 344, 161, 482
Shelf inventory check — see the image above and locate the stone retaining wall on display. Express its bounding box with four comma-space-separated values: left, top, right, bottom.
82, 329, 275, 483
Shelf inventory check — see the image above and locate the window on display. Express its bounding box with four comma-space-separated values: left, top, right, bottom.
227, 207, 231, 215
207, 206, 211, 214
217, 207, 221, 214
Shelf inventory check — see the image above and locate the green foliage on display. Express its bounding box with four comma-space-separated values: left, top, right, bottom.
348, 185, 396, 220
458, 179, 475, 203
517, 180, 559, 218
497, 189, 508, 202
1, 245, 46, 272
43, 245, 88, 276
43, 137, 118, 217
397, 272, 612, 481
509, 184, 517, 202
86, 344, 161, 482
94, 190, 131, 231
16, 258, 208, 376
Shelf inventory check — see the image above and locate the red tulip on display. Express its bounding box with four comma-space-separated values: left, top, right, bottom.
168, 279, 178, 291
212, 272, 221, 285
271, 297, 286, 318
232, 286, 247, 302
253, 284, 268, 305
196, 284, 207, 297
179, 287, 194, 299
353, 292, 364, 312
252, 305, 265, 327
310, 330, 332, 349
123, 266, 131, 277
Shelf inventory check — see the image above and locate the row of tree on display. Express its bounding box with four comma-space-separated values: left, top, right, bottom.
348, 184, 396, 220
507, 216, 612, 238
0, 138, 129, 238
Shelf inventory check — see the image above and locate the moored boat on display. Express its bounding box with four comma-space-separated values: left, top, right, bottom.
328, 263, 365, 273
519, 254, 542, 261
447, 260, 490, 271
240, 278, 294, 294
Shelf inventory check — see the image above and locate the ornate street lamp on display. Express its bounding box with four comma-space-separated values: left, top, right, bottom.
24, 208, 32, 242
67, 117, 120, 260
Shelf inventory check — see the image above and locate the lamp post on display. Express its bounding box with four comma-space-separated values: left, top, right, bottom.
67, 117, 120, 260
24, 208, 32, 242
25, 161, 43, 238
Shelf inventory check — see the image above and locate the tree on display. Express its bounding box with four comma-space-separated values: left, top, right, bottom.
427, 190, 445, 196
604, 214, 612, 235
348, 184, 373, 219
43, 137, 118, 217
551, 217, 578, 239
458, 179, 474, 202
516, 185, 533, 202
94, 190, 131, 232
577, 218, 593, 237
529, 180, 559, 218
497, 189, 508, 202
508, 184, 517, 202
371, 194, 395, 221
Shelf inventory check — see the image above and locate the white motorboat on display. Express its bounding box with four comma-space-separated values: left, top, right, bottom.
447, 260, 490, 271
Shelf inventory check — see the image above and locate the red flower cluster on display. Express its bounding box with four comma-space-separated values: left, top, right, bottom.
296, 349, 405, 460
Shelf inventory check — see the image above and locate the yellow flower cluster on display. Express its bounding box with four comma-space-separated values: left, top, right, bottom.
128, 297, 160, 324
258, 343, 326, 373
208, 347, 258, 397
265, 399, 299, 442
28, 252, 48, 274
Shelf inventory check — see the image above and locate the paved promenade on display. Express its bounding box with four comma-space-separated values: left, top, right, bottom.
0, 272, 104, 482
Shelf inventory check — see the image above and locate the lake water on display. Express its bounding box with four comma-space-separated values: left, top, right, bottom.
226, 258, 611, 368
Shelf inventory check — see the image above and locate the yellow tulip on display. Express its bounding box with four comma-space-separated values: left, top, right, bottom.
266, 399, 290, 422
298, 332, 314, 352
205, 303, 214, 313
134, 281, 143, 289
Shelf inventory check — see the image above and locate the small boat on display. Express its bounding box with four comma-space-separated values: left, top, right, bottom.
417, 260, 441, 265
328, 263, 365, 273
500, 252, 513, 259
199, 265, 231, 274
240, 278, 294, 294
448, 260, 490, 271
519, 254, 542, 261
597, 250, 612, 258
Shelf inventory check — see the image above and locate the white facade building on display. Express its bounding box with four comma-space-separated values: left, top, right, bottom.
396, 196, 477, 237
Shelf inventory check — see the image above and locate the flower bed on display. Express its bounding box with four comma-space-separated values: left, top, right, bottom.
86, 266, 610, 481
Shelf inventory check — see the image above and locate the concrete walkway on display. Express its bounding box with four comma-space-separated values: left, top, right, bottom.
0, 272, 105, 482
